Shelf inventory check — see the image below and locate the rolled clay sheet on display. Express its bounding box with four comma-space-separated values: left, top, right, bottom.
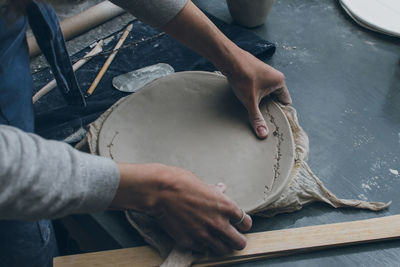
95, 71, 296, 212
86, 71, 390, 266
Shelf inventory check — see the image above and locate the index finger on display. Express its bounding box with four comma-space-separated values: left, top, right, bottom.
272, 84, 292, 105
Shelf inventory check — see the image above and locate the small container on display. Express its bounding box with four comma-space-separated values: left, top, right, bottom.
227, 0, 275, 28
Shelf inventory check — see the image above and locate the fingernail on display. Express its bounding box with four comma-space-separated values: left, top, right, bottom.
257, 126, 268, 137
216, 182, 227, 192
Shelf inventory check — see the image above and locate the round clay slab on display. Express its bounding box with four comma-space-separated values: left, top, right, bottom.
98, 71, 295, 212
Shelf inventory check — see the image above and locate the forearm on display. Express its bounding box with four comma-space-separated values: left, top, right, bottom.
110, 163, 169, 213
161, 1, 244, 77
0, 125, 119, 220
110, 0, 187, 28
110, 0, 244, 76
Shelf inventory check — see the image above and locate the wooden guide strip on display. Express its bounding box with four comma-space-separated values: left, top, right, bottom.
54, 215, 400, 267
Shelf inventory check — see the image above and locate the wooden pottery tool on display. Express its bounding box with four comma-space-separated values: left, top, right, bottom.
112, 63, 175, 93
86, 24, 133, 96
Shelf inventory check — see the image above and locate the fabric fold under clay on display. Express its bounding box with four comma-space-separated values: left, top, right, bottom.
85, 93, 390, 267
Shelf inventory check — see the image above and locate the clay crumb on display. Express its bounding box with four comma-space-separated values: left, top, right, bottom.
389, 169, 399, 176
361, 183, 372, 191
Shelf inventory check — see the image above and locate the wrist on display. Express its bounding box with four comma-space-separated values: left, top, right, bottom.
109, 163, 171, 213
214, 46, 251, 80
209, 40, 242, 76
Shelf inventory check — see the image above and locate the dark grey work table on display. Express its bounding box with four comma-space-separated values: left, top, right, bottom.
67, 0, 400, 265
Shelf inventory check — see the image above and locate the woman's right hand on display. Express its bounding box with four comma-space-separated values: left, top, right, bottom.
110, 163, 252, 255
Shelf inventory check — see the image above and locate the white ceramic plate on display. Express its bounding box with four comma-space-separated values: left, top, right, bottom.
340, 0, 400, 37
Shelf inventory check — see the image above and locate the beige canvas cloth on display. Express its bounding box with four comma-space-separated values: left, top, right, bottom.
84, 90, 390, 267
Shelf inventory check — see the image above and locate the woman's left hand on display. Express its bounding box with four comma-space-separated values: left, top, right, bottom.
226, 50, 292, 139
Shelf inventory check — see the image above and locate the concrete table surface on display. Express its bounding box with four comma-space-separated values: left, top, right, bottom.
68, 0, 400, 265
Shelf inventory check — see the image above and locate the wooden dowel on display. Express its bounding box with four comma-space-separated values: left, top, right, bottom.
27, 1, 125, 57
53, 215, 400, 267
86, 24, 133, 96
32, 40, 104, 103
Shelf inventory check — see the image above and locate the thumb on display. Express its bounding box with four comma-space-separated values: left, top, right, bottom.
248, 105, 269, 139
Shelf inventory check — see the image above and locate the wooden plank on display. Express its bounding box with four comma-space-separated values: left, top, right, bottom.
197, 214, 400, 265
54, 246, 162, 267
54, 215, 400, 267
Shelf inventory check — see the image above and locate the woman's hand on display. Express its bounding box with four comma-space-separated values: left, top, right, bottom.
110, 163, 252, 255
226, 50, 292, 139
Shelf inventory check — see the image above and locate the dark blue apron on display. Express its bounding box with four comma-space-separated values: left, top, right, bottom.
0, 1, 85, 266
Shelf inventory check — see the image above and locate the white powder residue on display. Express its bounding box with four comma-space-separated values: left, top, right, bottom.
361, 183, 372, 191
358, 194, 368, 201
389, 169, 399, 176
370, 160, 386, 172
365, 40, 376, 46
353, 134, 375, 149
344, 107, 357, 114
361, 175, 382, 192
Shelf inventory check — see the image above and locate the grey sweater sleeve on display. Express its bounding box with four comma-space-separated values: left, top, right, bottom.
110, 0, 188, 28
0, 125, 120, 220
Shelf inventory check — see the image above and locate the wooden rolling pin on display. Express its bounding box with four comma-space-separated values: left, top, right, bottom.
53, 214, 400, 266
27, 1, 125, 57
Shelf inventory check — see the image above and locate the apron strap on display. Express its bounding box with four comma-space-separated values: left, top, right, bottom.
26, 1, 86, 107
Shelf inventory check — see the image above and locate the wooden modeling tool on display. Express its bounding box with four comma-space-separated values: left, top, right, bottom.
54, 214, 400, 266
86, 24, 133, 96
32, 40, 104, 103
